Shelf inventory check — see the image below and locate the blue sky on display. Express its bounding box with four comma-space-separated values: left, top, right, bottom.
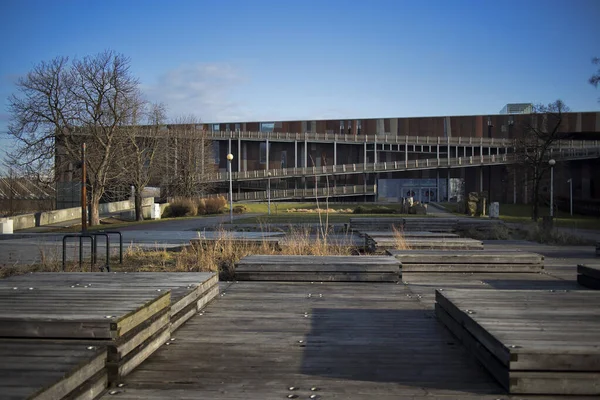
0, 0, 599, 159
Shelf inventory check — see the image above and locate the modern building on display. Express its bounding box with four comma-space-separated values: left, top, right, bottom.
197, 106, 600, 210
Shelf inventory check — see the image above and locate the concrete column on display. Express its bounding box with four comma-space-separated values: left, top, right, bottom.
374, 137, 377, 165
266, 138, 269, 170
237, 137, 241, 173
436, 169, 440, 202
447, 137, 450, 164
334, 141, 337, 166
228, 138, 231, 171
447, 169, 451, 201
304, 138, 308, 168
364, 141, 367, 168
436, 143, 440, 160
294, 140, 298, 168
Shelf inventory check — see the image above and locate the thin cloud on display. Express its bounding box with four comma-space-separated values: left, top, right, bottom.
142, 63, 251, 122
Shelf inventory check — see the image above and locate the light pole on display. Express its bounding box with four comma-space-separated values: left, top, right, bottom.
548, 159, 556, 217
267, 171, 272, 215
567, 178, 573, 216
227, 153, 234, 223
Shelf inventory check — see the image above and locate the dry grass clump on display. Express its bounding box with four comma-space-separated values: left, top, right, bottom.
392, 226, 411, 250
166, 198, 198, 217
461, 224, 512, 240
198, 196, 227, 215
525, 225, 592, 246
1, 226, 357, 281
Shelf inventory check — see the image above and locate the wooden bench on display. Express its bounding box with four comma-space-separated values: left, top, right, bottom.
0, 339, 107, 400
577, 264, 600, 289
370, 237, 483, 251
387, 250, 544, 272
435, 289, 600, 395
0, 285, 171, 385
236, 255, 401, 282
1, 272, 219, 333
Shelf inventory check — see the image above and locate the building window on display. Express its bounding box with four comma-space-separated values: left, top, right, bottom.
225, 124, 230, 132
260, 122, 275, 132
281, 151, 287, 168
274, 122, 282, 129
357, 120, 362, 135
213, 142, 220, 164
213, 124, 220, 132
306, 121, 312, 132
348, 120, 352, 135
235, 123, 241, 132
340, 120, 344, 134
259, 142, 270, 164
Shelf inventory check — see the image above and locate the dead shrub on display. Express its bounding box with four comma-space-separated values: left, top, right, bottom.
205, 196, 227, 214
392, 226, 411, 250
167, 198, 197, 217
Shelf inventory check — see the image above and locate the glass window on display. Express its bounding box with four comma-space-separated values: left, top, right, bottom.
306, 121, 312, 132
213, 124, 220, 132
213, 142, 220, 164
357, 120, 362, 135
225, 124, 230, 132
259, 142, 271, 164
235, 123, 241, 132
260, 122, 275, 132
340, 120, 344, 134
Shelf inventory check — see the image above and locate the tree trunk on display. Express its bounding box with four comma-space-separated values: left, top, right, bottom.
89, 190, 102, 226
135, 191, 144, 221
531, 176, 541, 222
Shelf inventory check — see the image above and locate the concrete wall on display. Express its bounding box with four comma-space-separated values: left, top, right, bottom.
5, 198, 155, 231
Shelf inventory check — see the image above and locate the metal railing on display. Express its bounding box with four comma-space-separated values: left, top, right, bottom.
206, 130, 600, 148
207, 147, 600, 183
220, 184, 377, 201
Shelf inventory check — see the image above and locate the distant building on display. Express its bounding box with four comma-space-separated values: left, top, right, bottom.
500, 103, 533, 114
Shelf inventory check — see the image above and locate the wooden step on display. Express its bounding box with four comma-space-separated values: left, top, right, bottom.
372, 238, 484, 251
0, 339, 107, 400
1, 272, 219, 333
577, 264, 600, 289
435, 289, 600, 395
236, 255, 401, 282
387, 250, 544, 273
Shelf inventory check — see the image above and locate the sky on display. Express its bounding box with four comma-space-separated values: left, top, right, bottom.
0, 0, 599, 160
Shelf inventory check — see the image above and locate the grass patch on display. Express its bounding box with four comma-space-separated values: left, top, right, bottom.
231, 213, 405, 224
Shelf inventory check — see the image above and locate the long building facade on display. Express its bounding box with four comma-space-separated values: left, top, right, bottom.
198, 106, 600, 209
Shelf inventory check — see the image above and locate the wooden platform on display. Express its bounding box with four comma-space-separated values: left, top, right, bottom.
360, 231, 460, 239
1, 272, 219, 333
388, 250, 544, 272
370, 237, 483, 251
435, 289, 600, 395
96, 281, 506, 399
577, 264, 600, 289
0, 339, 107, 400
236, 255, 401, 282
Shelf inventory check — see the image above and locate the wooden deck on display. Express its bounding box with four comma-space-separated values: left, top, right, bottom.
577, 264, 600, 289
0, 339, 107, 400
388, 250, 544, 272
436, 289, 600, 395
236, 255, 401, 282
0, 272, 219, 332
371, 237, 484, 251
98, 281, 508, 399
0, 272, 219, 393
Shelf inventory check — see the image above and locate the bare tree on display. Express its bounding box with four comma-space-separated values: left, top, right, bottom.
513, 100, 571, 221
116, 102, 167, 220
590, 57, 600, 101
7, 50, 144, 225
162, 116, 215, 199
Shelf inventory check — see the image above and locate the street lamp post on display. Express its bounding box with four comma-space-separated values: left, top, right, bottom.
227, 153, 234, 223
548, 159, 556, 217
267, 172, 272, 215
567, 178, 573, 216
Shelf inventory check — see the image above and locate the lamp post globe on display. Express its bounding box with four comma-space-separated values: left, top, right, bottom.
548, 159, 556, 166
227, 154, 234, 222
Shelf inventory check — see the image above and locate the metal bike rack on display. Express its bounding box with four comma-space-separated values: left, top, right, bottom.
96, 230, 123, 264
91, 232, 110, 272
62, 234, 95, 271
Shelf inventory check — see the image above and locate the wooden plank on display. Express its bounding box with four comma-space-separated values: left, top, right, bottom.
578, 264, 600, 280
402, 263, 543, 273
0, 340, 107, 400
235, 271, 399, 282
388, 250, 543, 264
436, 289, 600, 372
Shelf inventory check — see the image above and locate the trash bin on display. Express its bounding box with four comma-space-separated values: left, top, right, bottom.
150, 204, 161, 220
0, 219, 13, 234
489, 202, 500, 219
